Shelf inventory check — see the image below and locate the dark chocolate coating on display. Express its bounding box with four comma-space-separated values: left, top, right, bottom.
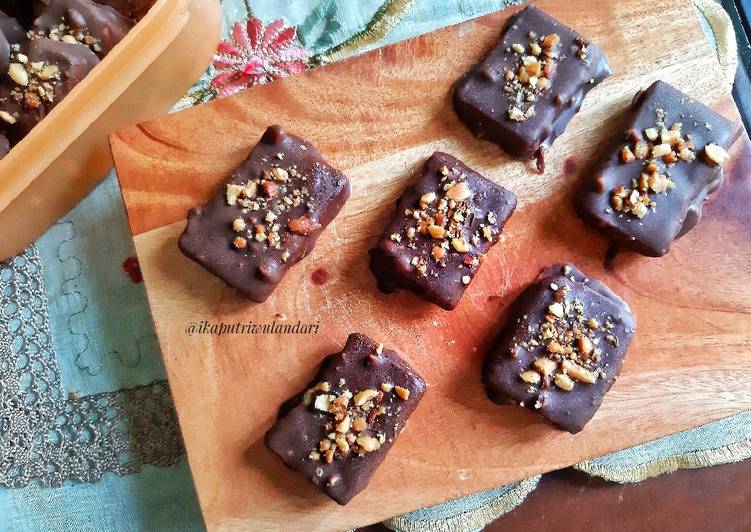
369, 151, 516, 310
0, 10, 24, 72
93, 0, 155, 21
179, 125, 351, 303
32, 0, 133, 57
483, 263, 636, 433
0, 132, 9, 158
0, 2, 34, 26
576, 80, 735, 257
453, 5, 611, 160
0, 38, 99, 144
265, 332, 427, 505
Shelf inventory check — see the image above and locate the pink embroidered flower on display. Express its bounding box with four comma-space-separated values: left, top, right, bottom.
211, 18, 311, 97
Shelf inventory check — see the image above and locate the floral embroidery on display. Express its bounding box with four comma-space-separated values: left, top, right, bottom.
211, 18, 311, 97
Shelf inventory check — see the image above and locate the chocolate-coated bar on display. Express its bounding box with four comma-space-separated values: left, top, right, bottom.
32, 0, 133, 57
454, 5, 611, 165
265, 332, 427, 505
179, 125, 351, 302
576, 80, 735, 257
483, 263, 636, 433
369, 151, 516, 310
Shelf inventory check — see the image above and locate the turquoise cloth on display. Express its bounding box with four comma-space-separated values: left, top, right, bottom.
0, 1, 747, 531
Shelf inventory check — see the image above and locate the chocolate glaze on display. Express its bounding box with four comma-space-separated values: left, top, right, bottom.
265, 332, 427, 505
483, 263, 636, 434
93, 0, 155, 21
0, 38, 99, 144
576, 81, 735, 257
0, 10, 24, 72
0, 132, 8, 158
0, 1, 33, 26
369, 152, 516, 310
179, 125, 351, 303
32, 0, 133, 57
453, 6, 611, 161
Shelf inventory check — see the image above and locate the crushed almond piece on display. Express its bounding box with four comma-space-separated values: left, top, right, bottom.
356, 435, 381, 452
288, 215, 321, 235
445, 182, 472, 202
394, 386, 410, 400
533, 357, 557, 376
548, 302, 564, 318
703, 143, 729, 166
554, 373, 575, 391
353, 389, 378, 406
562, 360, 596, 384
451, 238, 470, 253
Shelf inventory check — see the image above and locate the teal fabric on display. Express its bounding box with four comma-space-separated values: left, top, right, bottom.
0, 461, 202, 532
0, 1, 747, 531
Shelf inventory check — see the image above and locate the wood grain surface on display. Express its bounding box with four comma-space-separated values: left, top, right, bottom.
111, 1, 751, 530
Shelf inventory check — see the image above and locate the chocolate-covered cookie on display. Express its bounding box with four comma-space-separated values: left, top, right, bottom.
0, 38, 99, 144
179, 125, 351, 302
576, 81, 735, 257
453, 6, 611, 167
265, 332, 427, 505
32, 0, 133, 57
483, 263, 636, 433
369, 152, 516, 310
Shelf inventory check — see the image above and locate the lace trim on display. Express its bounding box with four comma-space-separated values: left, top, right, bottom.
0, 246, 184, 488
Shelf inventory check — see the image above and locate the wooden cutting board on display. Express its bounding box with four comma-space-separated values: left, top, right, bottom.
111, 1, 751, 530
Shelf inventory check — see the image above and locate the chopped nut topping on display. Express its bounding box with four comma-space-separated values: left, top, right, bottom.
420, 192, 436, 205
352, 417, 367, 432
356, 435, 381, 452
621, 146, 635, 164
451, 238, 470, 253
8, 63, 28, 86
703, 143, 729, 166
232, 218, 246, 232
314, 394, 332, 412
428, 224, 447, 239
0, 110, 16, 124
353, 389, 379, 407
548, 302, 564, 318
533, 357, 557, 376
514, 269, 612, 395
610, 116, 725, 219
304, 377, 407, 463
288, 215, 321, 235
520, 370, 541, 384
394, 386, 410, 400
554, 373, 575, 391
505, 32, 560, 122
233, 236, 247, 249
445, 182, 472, 202
562, 360, 596, 384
